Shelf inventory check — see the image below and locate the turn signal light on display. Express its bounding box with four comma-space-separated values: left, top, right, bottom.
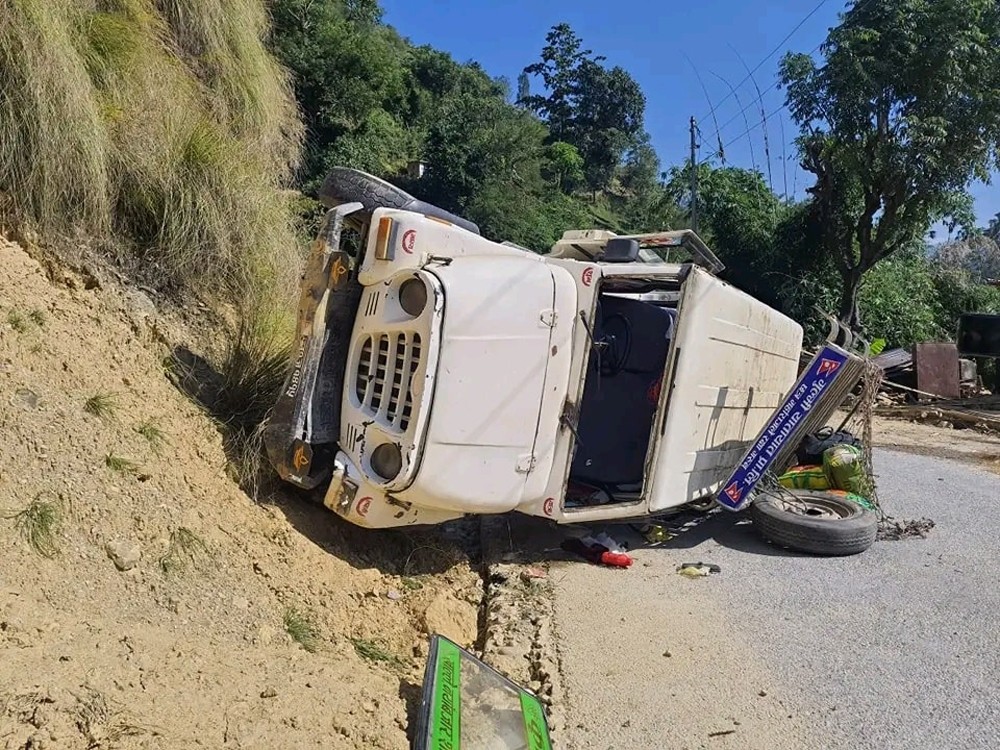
374, 217, 394, 260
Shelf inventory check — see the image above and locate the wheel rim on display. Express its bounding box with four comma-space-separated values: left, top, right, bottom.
775, 495, 856, 521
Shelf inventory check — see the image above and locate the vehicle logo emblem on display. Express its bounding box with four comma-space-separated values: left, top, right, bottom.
581, 267, 594, 287
402, 229, 416, 254
543, 497, 554, 516
356, 496, 372, 517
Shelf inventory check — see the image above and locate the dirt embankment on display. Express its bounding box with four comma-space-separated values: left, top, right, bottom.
0, 236, 483, 749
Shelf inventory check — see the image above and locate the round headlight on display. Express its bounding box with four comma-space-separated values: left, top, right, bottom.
399, 278, 427, 317
370, 443, 403, 481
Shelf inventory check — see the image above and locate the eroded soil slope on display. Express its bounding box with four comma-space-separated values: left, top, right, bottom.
0, 236, 481, 749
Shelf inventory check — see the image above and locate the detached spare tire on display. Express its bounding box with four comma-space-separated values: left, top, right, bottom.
318, 167, 480, 235
751, 491, 877, 556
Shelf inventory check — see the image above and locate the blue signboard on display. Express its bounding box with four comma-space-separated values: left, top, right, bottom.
716, 345, 850, 511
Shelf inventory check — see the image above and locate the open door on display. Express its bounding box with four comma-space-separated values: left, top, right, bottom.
647, 267, 804, 512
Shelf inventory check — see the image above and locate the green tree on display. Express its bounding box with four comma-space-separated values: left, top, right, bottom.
574, 59, 645, 190
543, 141, 584, 192
667, 165, 788, 306
780, 0, 1000, 327
520, 23, 595, 138
986, 212, 1000, 243
270, 0, 407, 188
522, 24, 645, 191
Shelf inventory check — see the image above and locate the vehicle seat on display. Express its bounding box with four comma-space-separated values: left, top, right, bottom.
570, 297, 675, 488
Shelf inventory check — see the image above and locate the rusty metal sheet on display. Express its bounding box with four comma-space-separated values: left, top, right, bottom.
912, 342, 960, 400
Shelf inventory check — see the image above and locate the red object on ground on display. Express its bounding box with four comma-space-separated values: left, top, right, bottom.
600, 550, 633, 568
561, 538, 633, 568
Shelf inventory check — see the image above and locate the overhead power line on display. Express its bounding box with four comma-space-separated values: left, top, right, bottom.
709, 0, 879, 142
697, 0, 832, 125
701, 101, 788, 166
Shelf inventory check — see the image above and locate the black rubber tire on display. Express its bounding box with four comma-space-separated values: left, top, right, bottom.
750, 491, 877, 556
318, 167, 480, 235
319, 166, 415, 212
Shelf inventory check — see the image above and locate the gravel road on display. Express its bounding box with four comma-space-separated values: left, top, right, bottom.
551, 451, 1000, 749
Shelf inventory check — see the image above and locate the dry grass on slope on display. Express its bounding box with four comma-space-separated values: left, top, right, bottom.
0, 0, 303, 303
1, 0, 309, 476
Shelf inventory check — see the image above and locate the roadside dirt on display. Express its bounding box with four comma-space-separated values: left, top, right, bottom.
869, 414, 1000, 476
0, 235, 483, 749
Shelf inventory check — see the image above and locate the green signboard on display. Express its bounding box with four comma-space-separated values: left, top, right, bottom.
415, 635, 553, 750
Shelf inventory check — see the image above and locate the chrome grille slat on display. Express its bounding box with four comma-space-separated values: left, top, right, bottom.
352, 331, 422, 432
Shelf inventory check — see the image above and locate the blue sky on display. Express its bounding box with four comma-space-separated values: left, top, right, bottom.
380, 0, 997, 232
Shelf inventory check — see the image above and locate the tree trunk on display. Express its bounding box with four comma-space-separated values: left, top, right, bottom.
838, 267, 862, 330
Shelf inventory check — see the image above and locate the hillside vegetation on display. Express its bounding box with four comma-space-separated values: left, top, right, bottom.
4, 0, 1000, 403
0, 0, 301, 310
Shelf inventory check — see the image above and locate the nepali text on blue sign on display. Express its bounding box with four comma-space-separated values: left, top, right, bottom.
716, 345, 850, 510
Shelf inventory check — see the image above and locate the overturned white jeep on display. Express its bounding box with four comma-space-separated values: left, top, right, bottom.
265, 169, 867, 538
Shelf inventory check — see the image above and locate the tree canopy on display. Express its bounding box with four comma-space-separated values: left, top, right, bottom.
265, 0, 1000, 349
781, 0, 1000, 326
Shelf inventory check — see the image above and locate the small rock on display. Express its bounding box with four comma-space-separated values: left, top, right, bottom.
386, 589, 402, 601
758, 690, 768, 697
520, 567, 547, 583
106, 540, 141, 571
11, 388, 39, 410
663, 650, 672, 658
260, 687, 278, 699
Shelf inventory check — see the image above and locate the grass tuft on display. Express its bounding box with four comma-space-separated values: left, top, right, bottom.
84, 392, 117, 418
400, 577, 424, 591
0, 0, 303, 319
2, 494, 62, 558
283, 608, 319, 653
350, 637, 407, 669
135, 419, 168, 455
105, 454, 138, 473
7, 310, 28, 333
159, 527, 209, 574
213, 319, 291, 493
28, 309, 46, 327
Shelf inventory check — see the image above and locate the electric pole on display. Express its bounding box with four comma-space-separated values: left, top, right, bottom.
689, 116, 699, 233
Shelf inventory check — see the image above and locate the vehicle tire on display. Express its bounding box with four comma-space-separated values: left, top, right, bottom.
319, 167, 416, 212
750, 491, 877, 556
318, 167, 480, 235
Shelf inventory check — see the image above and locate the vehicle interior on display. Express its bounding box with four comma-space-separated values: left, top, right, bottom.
566, 279, 682, 508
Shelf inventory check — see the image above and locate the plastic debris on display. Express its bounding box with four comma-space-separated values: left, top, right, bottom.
677, 561, 721, 577
637, 524, 675, 544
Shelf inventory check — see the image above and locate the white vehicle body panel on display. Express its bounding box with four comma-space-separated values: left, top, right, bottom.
647, 267, 803, 511
316, 210, 805, 529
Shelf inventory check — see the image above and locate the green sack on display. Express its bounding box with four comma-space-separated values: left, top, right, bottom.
827, 490, 876, 512
823, 444, 869, 496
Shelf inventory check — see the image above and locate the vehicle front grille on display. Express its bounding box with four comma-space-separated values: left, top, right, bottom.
354, 332, 422, 431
